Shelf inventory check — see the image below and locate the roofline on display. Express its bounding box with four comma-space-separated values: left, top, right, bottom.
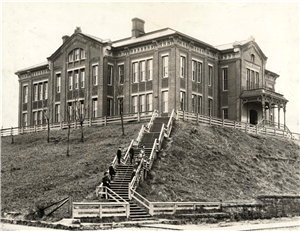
15, 61, 48, 75
265, 69, 280, 78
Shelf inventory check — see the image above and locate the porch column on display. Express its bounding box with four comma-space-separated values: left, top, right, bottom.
262, 98, 266, 120
283, 104, 286, 128
278, 105, 281, 129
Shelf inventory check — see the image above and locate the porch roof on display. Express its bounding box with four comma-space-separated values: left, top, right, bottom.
240, 88, 288, 103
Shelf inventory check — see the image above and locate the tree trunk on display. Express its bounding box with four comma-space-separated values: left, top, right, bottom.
47, 119, 50, 143
67, 125, 70, 157
80, 121, 84, 141
121, 112, 125, 136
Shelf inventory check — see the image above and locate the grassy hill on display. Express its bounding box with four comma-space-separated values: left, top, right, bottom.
1, 123, 141, 220
1, 119, 300, 221
137, 121, 300, 202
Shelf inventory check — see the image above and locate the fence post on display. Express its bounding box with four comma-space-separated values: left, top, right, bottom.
256, 125, 258, 135
234, 121, 236, 129
197, 113, 199, 123
11, 127, 13, 136
21, 126, 24, 134
34, 125, 36, 133
274, 128, 276, 136
245, 123, 247, 133
128, 183, 131, 200
69, 196, 73, 218
209, 116, 212, 126
75, 120, 77, 129
149, 203, 153, 216
89, 118, 92, 127
173, 203, 177, 214
138, 112, 140, 122
99, 204, 102, 219
126, 203, 130, 218
183, 111, 185, 121
60, 122, 63, 130
222, 118, 224, 127
104, 116, 107, 126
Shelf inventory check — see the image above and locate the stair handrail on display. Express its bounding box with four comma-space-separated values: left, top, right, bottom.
130, 188, 151, 212
130, 160, 143, 191
122, 139, 134, 164
157, 123, 166, 151
166, 109, 177, 137
105, 186, 129, 204
136, 125, 145, 144
145, 109, 158, 132
147, 139, 158, 170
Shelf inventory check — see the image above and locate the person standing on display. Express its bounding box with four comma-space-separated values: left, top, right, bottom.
109, 163, 116, 180
117, 147, 122, 164
129, 147, 135, 164
101, 172, 111, 198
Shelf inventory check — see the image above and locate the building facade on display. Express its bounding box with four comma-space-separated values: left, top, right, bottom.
16, 18, 288, 128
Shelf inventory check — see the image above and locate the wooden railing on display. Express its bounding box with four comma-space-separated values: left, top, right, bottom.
75, 187, 130, 219
1, 111, 153, 137
122, 139, 135, 164
177, 110, 295, 140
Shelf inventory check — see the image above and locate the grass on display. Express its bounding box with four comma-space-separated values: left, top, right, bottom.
137, 121, 300, 202
1, 122, 142, 220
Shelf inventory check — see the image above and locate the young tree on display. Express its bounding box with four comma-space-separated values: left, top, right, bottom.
66, 101, 73, 157
117, 86, 125, 136
73, 89, 89, 142
42, 97, 53, 143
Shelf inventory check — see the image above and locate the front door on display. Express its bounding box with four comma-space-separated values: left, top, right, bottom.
250, 109, 258, 125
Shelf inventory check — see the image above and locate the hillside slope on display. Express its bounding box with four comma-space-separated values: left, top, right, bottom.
1, 123, 141, 219
137, 121, 300, 202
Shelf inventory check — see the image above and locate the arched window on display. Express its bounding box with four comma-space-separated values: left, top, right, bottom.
68, 48, 86, 62
251, 54, 255, 62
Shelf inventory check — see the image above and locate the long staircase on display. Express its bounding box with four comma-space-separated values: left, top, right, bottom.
106, 115, 171, 220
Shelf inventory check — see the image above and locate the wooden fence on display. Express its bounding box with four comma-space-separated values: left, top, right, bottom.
177, 110, 295, 140
0, 111, 154, 137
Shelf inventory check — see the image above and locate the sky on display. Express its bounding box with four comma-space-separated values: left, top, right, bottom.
1, 2, 299, 133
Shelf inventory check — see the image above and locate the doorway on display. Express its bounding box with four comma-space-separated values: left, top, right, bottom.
250, 109, 258, 125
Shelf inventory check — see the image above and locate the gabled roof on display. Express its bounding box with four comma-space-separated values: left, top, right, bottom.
215, 37, 267, 60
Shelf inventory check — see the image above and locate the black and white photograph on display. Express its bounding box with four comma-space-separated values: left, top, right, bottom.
1, 2, 300, 231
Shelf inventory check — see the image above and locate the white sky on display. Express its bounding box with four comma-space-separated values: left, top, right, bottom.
1, 2, 299, 133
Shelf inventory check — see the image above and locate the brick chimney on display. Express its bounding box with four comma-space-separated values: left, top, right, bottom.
62, 35, 70, 44
131, 18, 145, 38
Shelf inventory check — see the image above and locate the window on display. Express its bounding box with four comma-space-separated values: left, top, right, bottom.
80, 49, 86, 59
146, 93, 153, 111
68, 52, 73, 62
140, 61, 146, 82
132, 62, 138, 83
39, 84, 43, 100
56, 74, 61, 93
132, 96, 138, 113
223, 68, 228, 91
180, 56, 186, 78
197, 95, 202, 114
250, 70, 255, 89
208, 99, 212, 116
23, 113, 27, 127
163, 56, 168, 78
118, 65, 124, 84
223, 108, 228, 119
34, 84, 38, 101
255, 72, 259, 89
38, 111, 42, 124
208, 65, 212, 86
180, 91, 185, 111
23, 85, 28, 103
33, 111, 38, 125
192, 60, 197, 82
80, 69, 85, 88
44, 82, 48, 99
147, 59, 153, 80
68, 72, 73, 90
197, 62, 202, 83
75, 49, 80, 61
139, 95, 145, 112
108, 65, 113, 85
117, 98, 123, 115
74, 71, 79, 89
107, 98, 113, 116
92, 65, 98, 86
92, 99, 98, 118
246, 69, 250, 90
251, 54, 255, 62
162, 91, 168, 113
55, 104, 60, 122
192, 94, 196, 113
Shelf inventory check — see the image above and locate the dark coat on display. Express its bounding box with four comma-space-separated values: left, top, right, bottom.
109, 166, 116, 176
129, 147, 134, 157
117, 149, 122, 158
102, 175, 110, 187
